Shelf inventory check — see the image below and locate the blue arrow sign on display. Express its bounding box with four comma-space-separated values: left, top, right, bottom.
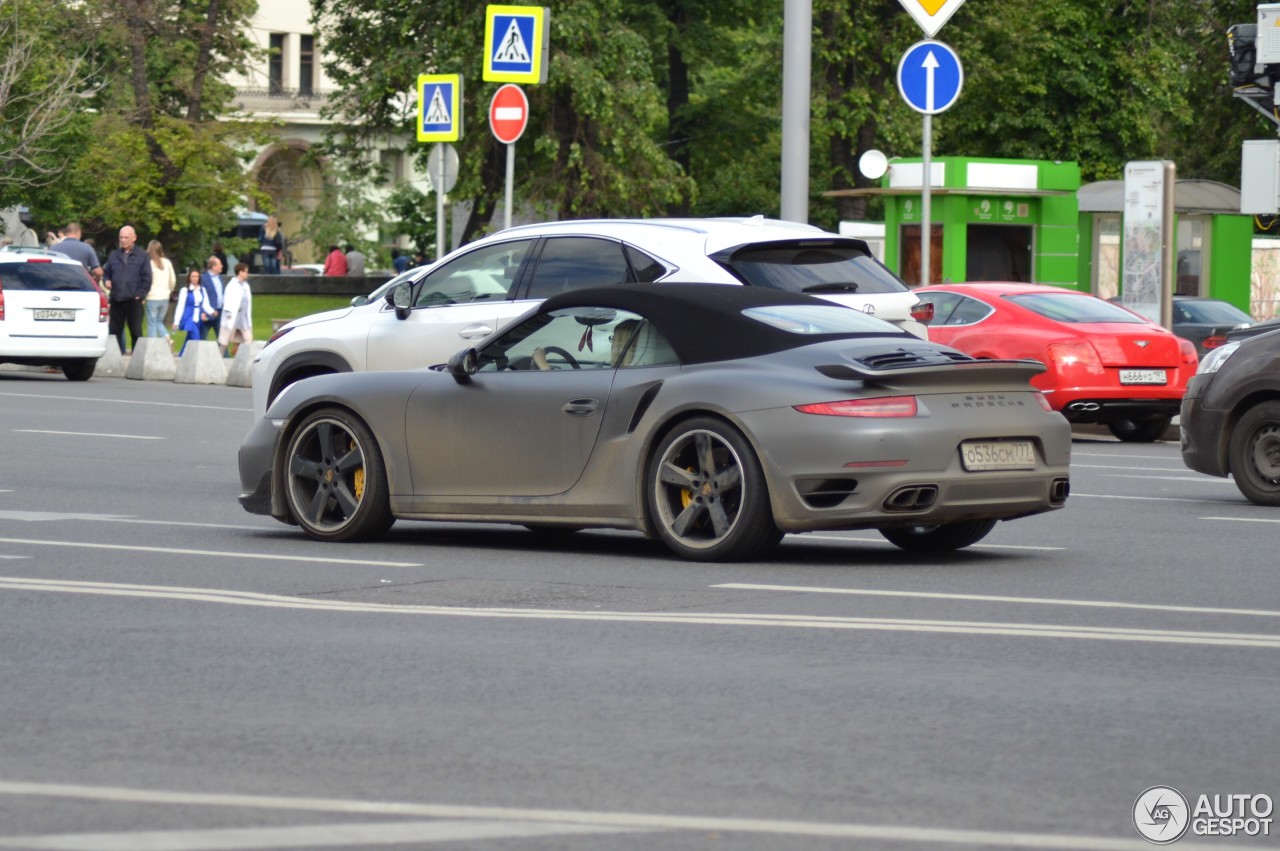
897, 40, 963, 115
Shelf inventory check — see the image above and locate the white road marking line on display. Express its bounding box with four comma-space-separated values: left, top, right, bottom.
1071, 493, 1234, 504
794, 533, 1063, 551
0, 819, 646, 849
1202, 515, 1280, 524
0, 510, 268, 531
0, 391, 250, 412
0, 540, 422, 568
1102, 474, 1231, 482
712, 583, 1280, 619
12, 430, 163, 440
0, 780, 1226, 850
1071, 463, 1191, 472
3, 577, 1279, 649
0, 556, 28, 560
1072, 452, 1179, 460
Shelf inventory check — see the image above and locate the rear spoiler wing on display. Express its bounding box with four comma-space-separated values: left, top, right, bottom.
816, 357, 1046, 389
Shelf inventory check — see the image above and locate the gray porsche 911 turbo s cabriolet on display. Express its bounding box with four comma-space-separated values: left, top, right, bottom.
239, 284, 1071, 561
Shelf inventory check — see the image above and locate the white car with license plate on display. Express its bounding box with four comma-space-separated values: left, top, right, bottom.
0, 246, 109, 380
252, 217, 932, 418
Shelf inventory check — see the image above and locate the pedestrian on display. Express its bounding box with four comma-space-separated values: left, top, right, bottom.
145, 240, 176, 340
344, 244, 366, 276
14, 207, 38, 247
173, 268, 214, 354
323, 244, 348, 276
200, 255, 225, 340
101, 225, 152, 354
412, 250, 427, 268
259, 215, 283, 274
211, 241, 230, 277
391, 248, 409, 274
49, 222, 104, 284
218, 263, 254, 356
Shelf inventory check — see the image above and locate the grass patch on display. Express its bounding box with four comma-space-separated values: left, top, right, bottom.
253, 294, 356, 340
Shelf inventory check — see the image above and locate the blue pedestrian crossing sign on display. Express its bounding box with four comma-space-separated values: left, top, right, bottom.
484, 5, 550, 84
896, 40, 963, 115
417, 74, 463, 142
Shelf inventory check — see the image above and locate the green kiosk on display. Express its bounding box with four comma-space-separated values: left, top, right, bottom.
829, 156, 1082, 288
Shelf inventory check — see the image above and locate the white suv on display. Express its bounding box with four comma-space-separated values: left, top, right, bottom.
0, 246, 109, 380
253, 217, 930, 416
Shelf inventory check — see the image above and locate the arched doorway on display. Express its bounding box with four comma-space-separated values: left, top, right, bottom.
254, 142, 324, 263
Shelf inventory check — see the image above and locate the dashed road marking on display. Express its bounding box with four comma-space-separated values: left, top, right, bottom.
2, 577, 1279, 649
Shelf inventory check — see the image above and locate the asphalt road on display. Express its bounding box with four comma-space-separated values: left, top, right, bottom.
0, 371, 1277, 850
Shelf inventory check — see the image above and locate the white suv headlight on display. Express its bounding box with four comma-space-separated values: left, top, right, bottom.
1197, 341, 1241, 375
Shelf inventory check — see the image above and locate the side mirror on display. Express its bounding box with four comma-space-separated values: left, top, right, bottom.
447, 347, 478, 384
391, 282, 412, 319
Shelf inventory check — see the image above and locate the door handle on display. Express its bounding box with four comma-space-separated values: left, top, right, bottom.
562, 398, 600, 416
459, 324, 493, 339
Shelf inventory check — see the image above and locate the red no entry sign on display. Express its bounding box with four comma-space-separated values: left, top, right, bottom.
488, 84, 529, 144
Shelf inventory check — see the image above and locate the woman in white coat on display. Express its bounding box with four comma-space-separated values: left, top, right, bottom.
218, 263, 254, 356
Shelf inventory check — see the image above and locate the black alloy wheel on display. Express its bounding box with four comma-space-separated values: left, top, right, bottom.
646, 417, 779, 562
879, 519, 998, 552
1229, 401, 1280, 506
283, 407, 394, 541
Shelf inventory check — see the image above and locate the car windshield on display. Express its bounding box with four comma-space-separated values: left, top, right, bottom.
1007, 292, 1146, 324
0, 262, 96, 291
743, 304, 903, 335
722, 240, 909, 295
1176, 299, 1253, 324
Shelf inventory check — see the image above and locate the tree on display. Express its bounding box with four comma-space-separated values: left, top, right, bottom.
53, 0, 271, 263
0, 6, 94, 209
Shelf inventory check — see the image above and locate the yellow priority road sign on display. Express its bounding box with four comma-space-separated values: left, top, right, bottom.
897, 0, 966, 38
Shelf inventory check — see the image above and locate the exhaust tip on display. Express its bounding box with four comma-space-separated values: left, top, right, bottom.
1050, 477, 1070, 505
883, 484, 939, 512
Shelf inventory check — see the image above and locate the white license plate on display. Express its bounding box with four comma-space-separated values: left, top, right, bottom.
33, 309, 74, 321
960, 440, 1037, 471
1119, 368, 1167, 385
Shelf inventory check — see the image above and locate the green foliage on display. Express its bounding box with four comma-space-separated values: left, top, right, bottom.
295, 158, 388, 267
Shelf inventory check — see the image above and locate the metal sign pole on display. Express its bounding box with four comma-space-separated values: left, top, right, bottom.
504, 143, 515, 231
921, 113, 932, 286
435, 155, 446, 260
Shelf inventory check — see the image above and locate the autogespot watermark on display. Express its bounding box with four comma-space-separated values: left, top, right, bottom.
1133, 786, 1273, 844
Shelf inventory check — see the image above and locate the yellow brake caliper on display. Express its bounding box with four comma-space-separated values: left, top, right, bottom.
351, 438, 365, 500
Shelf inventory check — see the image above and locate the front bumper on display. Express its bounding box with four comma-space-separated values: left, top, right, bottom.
1179, 377, 1230, 478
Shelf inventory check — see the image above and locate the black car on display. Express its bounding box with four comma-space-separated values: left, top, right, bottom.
1181, 326, 1280, 504
1110, 295, 1254, 358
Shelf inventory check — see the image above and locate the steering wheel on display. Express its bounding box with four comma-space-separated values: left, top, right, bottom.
540, 346, 581, 369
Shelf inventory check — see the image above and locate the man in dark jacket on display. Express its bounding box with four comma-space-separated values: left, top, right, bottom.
101, 225, 152, 354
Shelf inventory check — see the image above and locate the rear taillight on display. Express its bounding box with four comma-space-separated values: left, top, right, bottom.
1178, 337, 1199, 367
795, 396, 919, 417
98, 288, 109, 322
1046, 340, 1104, 374
910, 301, 935, 323
1201, 335, 1226, 350
1033, 391, 1053, 412
0, 281, 5, 321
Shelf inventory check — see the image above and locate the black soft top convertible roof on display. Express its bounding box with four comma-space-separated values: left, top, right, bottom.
538, 283, 910, 365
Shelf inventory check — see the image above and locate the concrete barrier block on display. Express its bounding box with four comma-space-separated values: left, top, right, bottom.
174, 340, 229, 385
96, 337, 126, 377
226, 341, 266, 387
125, 337, 177, 381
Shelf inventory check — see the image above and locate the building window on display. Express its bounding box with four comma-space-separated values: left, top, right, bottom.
299, 35, 315, 96
268, 33, 285, 95
379, 150, 403, 185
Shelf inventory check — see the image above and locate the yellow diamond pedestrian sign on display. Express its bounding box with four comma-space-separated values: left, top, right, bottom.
897, 0, 966, 37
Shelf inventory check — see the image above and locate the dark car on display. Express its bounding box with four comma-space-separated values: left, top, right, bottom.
1181, 326, 1280, 504
1170, 296, 1254, 357
1108, 295, 1254, 358
240, 284, 1071, 561
1226, 315, 1280, 343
